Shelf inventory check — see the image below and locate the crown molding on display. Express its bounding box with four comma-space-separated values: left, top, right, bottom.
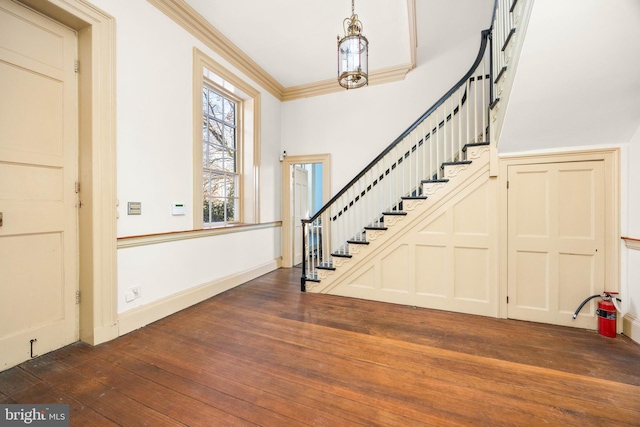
282, 64, 413, 101
148, 0, 417, 102
147, 0, 285, 100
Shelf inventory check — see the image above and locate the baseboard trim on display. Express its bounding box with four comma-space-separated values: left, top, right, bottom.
118, 258, 281, 336
623, 313, 640, 345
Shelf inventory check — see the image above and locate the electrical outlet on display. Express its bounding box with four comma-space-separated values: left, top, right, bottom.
131, 286, 141, 299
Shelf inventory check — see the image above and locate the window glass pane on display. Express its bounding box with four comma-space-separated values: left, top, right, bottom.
223, 175, 235, 198
202, 117, 208, 142
210, 197, 226, 223
202, 173, 214, 196
223, 127, 235, 150
207, 120, 223, 145
221, 149, 236, 173
223, 98, 235, 125
226, 197, 238, 222
207, 90, 223, 120
209, 173, 227, 198
203, 198, 211, 223
205, 143, 225, 170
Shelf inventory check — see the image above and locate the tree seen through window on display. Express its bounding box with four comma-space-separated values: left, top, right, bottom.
202, 84, 239, 224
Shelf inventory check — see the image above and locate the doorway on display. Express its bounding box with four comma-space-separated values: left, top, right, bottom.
281, 154, 331, 268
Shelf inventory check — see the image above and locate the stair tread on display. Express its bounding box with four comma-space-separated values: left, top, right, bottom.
462, 142, 490, 151
347, 240, 369, 245
317, 265, 336, 271
422, 178, 449, 183
382, 211, 407, 216
332, 253, 352, 258
401, 196, 427, 200
364, 226, 388, 230
441, 160, 472, 168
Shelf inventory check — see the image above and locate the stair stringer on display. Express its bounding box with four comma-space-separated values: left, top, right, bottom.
310, 149, 499, 318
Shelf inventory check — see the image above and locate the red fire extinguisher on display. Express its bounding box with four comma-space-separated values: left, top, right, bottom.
573, 292, 620, 338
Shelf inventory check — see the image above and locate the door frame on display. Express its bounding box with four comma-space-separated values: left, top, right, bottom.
281, 154, 331, 268
498, 148, 620, 319
18, 0, 118, 345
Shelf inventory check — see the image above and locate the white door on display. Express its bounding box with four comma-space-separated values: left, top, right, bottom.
507, 161, 605, 329
0, 0, 79, 370
292, 166, 309, 266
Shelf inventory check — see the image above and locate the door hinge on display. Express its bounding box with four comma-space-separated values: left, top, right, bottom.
74, 60, 79, 73
75, 182, 80, 193
76, 290, 81, 304
506, 181, 510, 189
506, 296, 509, 304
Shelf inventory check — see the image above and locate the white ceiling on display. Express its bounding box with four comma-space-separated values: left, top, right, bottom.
183, 0, 496, 88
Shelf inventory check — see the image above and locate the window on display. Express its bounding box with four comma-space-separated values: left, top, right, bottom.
194, 48, 261, 229
202, 84, 239, 224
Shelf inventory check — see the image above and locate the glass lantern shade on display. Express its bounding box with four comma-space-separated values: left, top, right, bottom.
338, 33, 368, 89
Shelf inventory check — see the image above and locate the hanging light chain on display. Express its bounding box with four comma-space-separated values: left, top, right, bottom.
344, 0, 363, 36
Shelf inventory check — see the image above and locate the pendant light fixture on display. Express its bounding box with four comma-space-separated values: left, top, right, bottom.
337, 0, 369, 89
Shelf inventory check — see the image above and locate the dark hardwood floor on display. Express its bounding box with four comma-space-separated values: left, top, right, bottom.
1, 267, 640, 426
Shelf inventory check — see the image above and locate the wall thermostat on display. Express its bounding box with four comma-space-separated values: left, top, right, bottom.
171, 202, 186, 216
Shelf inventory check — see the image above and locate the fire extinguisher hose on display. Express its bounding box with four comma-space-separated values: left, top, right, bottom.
573, 294, 600, 319
573, 292, 624, 320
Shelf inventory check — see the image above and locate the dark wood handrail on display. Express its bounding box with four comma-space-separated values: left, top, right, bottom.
303, 29, 491, 225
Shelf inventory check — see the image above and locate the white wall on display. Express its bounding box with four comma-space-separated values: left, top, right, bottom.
281, 33, 491, 195
499, 0, 640, 154
87, 0, 282, 317
117, 227, 280, 313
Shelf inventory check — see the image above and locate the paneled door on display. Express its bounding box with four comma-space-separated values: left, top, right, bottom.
507, 161, 605, 329
0, 0, 79, 370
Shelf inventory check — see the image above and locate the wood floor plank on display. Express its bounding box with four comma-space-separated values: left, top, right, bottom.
194, 301, 640, 420
105, 333, 421, 427
148, 307, 640, 426
1, 267, 639, 426
19, 356, 185, 426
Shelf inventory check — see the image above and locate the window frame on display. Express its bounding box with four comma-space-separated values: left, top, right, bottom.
193, 48, 261, 229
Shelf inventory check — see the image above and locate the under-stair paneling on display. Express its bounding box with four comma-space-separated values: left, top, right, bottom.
349, 266, 376, 290
381, 244, 411, 293
454, 247, 490, 303
326, 149, 499, 317
415, 244, 447, 298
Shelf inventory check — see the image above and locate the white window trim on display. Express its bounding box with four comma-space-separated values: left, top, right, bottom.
193, 48, 261, 229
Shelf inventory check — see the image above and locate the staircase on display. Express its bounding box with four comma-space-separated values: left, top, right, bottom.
300, 0, 531, 315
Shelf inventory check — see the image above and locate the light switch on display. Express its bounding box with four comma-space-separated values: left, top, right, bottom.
128, 202, 141, 215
